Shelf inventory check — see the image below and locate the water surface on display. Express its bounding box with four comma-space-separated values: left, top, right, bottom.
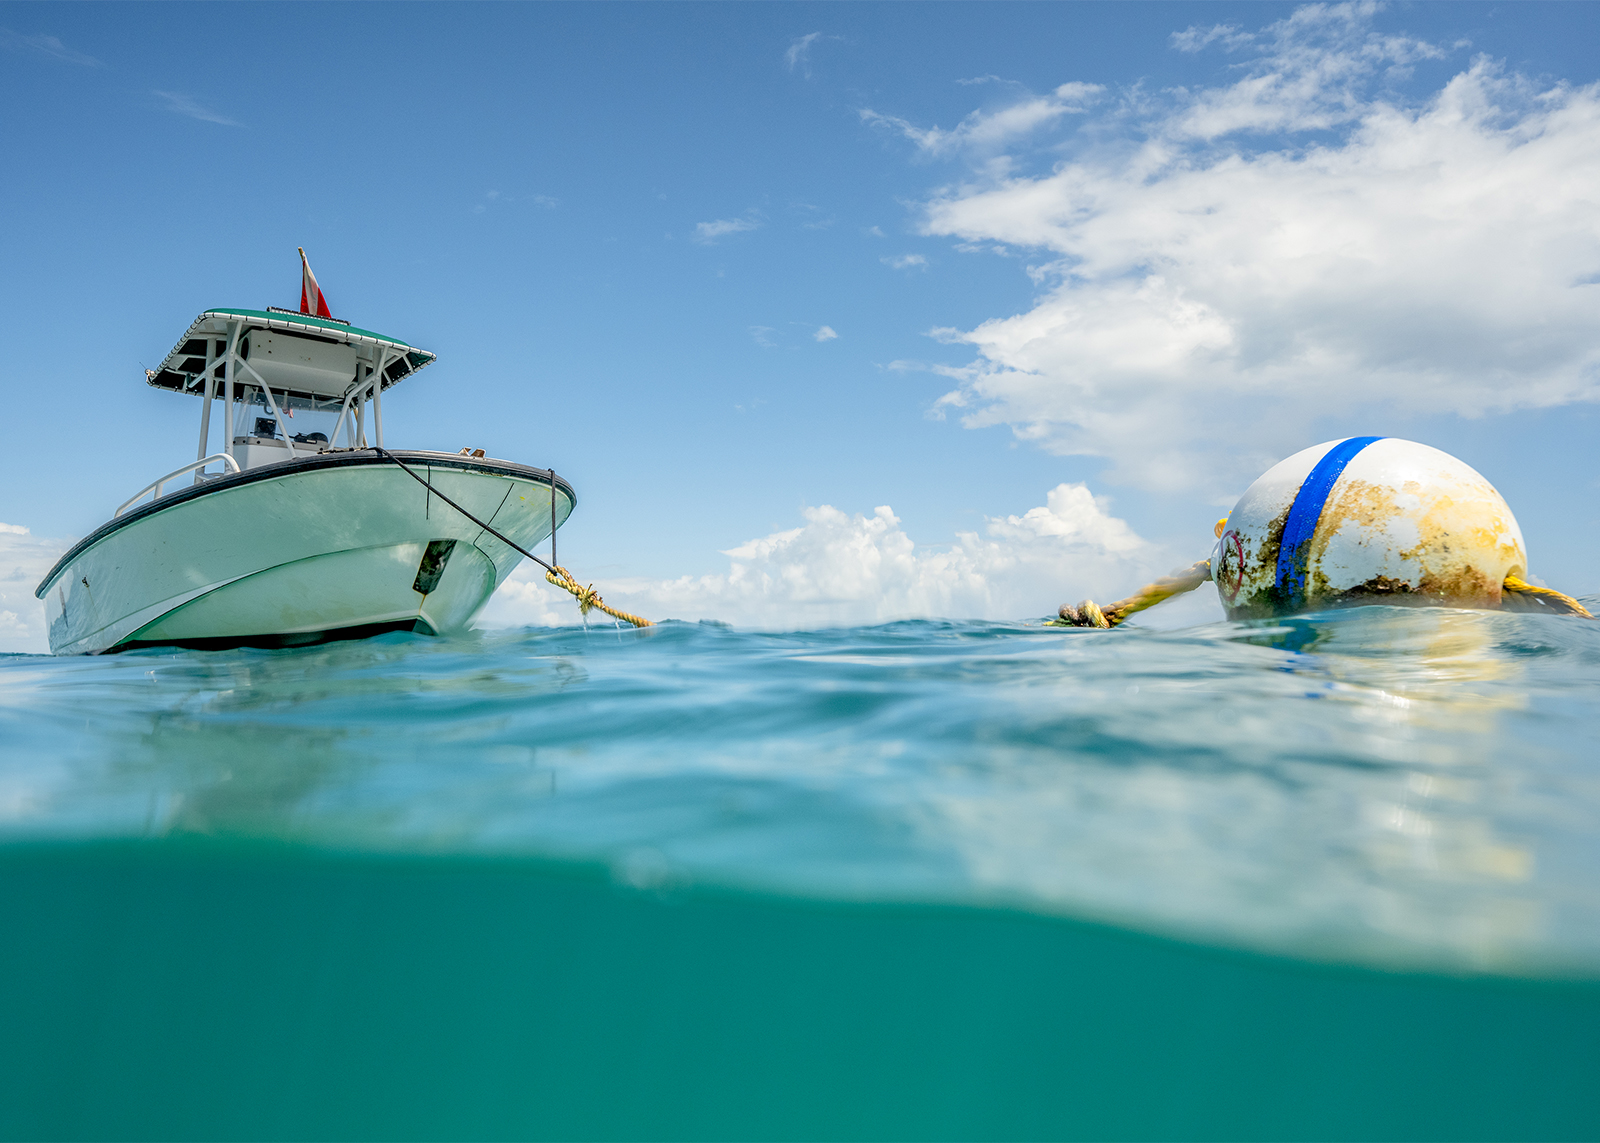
3, 607, 1599, 1138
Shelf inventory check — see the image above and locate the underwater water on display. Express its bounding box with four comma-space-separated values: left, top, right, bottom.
3, 606, 1600, 1140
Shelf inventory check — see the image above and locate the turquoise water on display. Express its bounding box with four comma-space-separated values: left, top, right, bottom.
4, 607, 1600, 1139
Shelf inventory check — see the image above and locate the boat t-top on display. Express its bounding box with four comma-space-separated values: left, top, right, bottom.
36, 253, 574, 654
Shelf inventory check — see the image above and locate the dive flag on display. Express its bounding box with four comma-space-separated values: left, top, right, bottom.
298, 247, 333, 318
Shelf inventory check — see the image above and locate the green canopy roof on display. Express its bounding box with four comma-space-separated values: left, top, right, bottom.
147, 308, 437, 403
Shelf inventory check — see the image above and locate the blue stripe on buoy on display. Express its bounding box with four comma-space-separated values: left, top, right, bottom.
1274, 436, 1384, 606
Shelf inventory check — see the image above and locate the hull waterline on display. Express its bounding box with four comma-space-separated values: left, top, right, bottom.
36, 450, 573, 655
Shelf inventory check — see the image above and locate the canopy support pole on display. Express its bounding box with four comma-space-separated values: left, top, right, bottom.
371, 351, 388, 448
331, 382, 361, 448
222, 322, 241, 464
195, 339, 216, 485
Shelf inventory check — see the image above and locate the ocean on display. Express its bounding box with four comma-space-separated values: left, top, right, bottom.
3, 607, 1599, 1140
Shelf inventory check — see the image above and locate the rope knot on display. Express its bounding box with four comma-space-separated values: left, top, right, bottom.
1058, 600, 1110, 628
546, 566, 653, 627
1050, 559, 1214, 628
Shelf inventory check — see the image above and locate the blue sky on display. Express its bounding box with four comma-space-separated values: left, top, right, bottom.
3, 2, 1598, 642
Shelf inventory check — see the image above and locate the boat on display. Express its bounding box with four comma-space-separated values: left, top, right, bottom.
35, 266, 573, 654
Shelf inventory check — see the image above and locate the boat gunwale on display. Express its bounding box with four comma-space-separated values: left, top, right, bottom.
35, 450, 575, 599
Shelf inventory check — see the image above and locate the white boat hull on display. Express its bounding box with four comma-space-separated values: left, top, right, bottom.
36, 450, 573, 654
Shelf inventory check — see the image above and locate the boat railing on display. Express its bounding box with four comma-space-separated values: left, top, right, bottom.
115, 453, 242, 517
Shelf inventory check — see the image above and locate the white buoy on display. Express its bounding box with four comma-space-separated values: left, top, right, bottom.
1211, 437, 1528, 620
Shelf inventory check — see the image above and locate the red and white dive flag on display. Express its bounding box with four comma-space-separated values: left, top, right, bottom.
298, 247, 333, 318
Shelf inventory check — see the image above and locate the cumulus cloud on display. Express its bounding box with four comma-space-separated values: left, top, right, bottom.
694, 214, 763, 243
0, 525, 72, 655
481, 484, 1163, 630
882, 254, 928, 271
889, 2, 1600, 494
153, 90, 240, 126
813, 325, 839, 342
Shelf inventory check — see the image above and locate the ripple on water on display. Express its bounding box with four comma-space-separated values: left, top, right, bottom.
3, 603, 1599, 975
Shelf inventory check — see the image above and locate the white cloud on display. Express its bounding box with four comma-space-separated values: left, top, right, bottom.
880, 358, 972, 382
476, 190, 559, 214
882, 254, 928, 271
0, 28, 99, 66
786, 32, 822, 74
475, 573, 573, 630
1169, 23, 1248, 54
790, 201, 835, 230
694, 214, 763, 243
0, 525, 72, 655
480, 484, 1164, 631
861, 82, 1103, 159
1167, 1, 1454, 141
892, 2, 1600, 493
152, 90, 240, 126
813, 325, 838, 342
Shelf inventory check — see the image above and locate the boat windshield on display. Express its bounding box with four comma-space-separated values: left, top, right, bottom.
229, 386, 357, 448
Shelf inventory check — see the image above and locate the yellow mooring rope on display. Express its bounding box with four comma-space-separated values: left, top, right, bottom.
1502, 574, 1594, 618
1048, 557, 1594, 627
1049, 559, 1214, 628
545, 566, 654, 628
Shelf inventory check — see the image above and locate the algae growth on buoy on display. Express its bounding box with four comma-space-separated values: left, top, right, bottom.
1213, 437, 1527, 620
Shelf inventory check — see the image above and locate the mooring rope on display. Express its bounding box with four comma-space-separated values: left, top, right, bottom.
1049, 557, 1593, 627
375, 447, 653, 628
543, 565, 654, 628
1501, 575, 1594, 618
1050, 560, 1213, 628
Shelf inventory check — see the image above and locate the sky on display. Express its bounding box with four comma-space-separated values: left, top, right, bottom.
3, 1, 1599, 648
